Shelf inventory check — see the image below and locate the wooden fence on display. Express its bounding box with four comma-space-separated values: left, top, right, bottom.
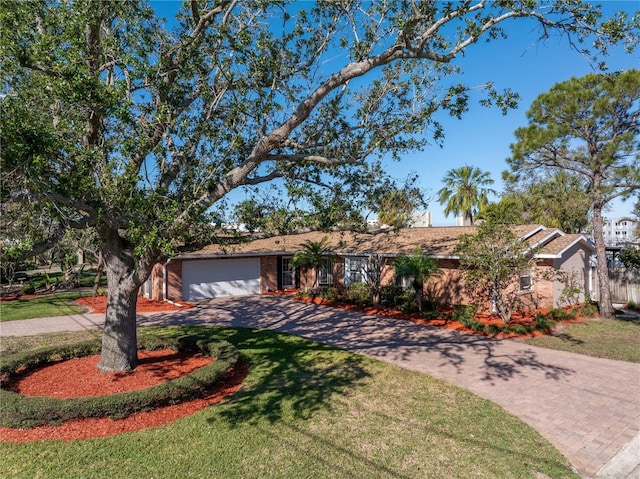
607, 269, 640, 304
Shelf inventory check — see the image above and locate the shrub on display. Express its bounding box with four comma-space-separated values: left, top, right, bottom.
468, 320, 486, 333
379, 284, 406, 307
486, 324, 501, 335
345, 283, 370, 306
503, 324, 533, 335
534, 313, 556, 333
423, 310, 441, 320
451, 304, 477, 326
580, 302, 598, 317
625, 300, 639, 312
0, 334, 239, 429
547, 308, 569, 322
20, 284, 36, 295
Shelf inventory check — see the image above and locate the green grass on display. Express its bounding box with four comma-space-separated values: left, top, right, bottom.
21, 269, 106, 290
0, 293, 88, 322
520, 316, 640, 363
0, 326, 578, 479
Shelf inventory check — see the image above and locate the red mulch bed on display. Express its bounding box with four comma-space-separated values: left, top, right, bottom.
0, 350, 247, 442
296, 295, 593, 339
75, 295, 193, 313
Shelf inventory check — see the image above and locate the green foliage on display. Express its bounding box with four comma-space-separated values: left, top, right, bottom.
393, 247, 440, 312
379, 284, 408, 307
547, 308, 569, 322
502, 324, 534, 336
345, 283, 370, 306
438, 166, 495, 225
468, 320, 486, 333
291, 236, 336, 290
499, 172, 591, 233
451, 304, 478, 326
19, 284, 35, 295
486, 324, 502, 335
619, 247, 640, 270
0, 334, 239, 428
455, 221, 534, 323
579, 302, 599, 318
534, 314, 557, 333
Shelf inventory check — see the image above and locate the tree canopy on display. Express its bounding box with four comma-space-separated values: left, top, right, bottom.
505, 70, 640, 317
497, 172, 592, 233
1, 0, 636, 371
437, 166, 495, 225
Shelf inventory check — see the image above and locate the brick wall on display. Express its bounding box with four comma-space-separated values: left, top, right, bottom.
165, 259, 183, 302
261, 256, 277, 292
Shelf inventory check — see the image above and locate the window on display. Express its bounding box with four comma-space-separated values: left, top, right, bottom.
519, 274, 532, 291
346, 257, 365, 284
318, 259, 333, 285
281, 258, 295, 289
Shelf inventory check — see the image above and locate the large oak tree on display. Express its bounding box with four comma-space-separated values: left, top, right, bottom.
1, 1, 636, 371
506, 70, 640, 317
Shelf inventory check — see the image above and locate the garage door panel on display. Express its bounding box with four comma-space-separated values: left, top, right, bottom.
183, 258, 260, 300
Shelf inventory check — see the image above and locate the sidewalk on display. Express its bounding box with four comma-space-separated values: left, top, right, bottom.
2, 296, 639, 478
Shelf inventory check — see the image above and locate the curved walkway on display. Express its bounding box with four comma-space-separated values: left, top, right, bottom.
2, 295, 639, 478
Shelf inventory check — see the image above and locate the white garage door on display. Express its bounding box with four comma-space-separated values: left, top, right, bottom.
182, 258, 260, 300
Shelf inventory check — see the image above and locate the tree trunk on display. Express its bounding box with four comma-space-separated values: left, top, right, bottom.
592, 206, 614, 317
98, 277, 139, 372
413, 279, 423, 313
97, 228, 145, 372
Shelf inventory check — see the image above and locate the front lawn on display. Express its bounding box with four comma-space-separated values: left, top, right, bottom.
0, 293, 87, 322
0, 326, 578, 479
520, 316, 640, 363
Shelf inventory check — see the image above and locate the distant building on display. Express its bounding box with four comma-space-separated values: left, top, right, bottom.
370, 211, 432, 228
603, 217, 639, 247
456, 216, 472, 226
409, 211, 432, 227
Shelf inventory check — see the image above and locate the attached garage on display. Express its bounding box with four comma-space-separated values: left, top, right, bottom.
182, 257, 261, 300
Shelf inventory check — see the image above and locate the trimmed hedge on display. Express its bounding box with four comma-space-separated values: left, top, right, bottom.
0, 334, 239, 428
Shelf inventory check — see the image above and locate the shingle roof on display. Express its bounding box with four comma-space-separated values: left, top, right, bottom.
537, 234, 595, 257
182, 224, 593, 259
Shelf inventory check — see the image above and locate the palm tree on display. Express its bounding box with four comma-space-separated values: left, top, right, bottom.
437, 166, 496, 225
393, 247, 440, 313
291, 236, 336, 291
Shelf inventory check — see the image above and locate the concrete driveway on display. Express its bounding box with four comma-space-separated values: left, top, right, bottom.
2, 295, 639, 478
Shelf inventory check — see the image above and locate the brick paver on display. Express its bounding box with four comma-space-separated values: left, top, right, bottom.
2, 295, 639, 478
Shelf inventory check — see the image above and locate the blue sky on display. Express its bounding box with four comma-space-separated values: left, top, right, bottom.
153, 1, 638, 226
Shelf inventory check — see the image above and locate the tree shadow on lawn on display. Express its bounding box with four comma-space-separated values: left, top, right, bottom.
142, 295, 575, 388
186, 326, 372, 427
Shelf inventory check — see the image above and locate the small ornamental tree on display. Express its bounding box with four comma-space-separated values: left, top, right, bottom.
455, 222, 535, 323
363, 253, 388, 307
291, 237, 336, 291
393, 247, 440, 313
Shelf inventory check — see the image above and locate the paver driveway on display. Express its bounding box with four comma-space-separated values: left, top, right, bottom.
2, 295, 639, 478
